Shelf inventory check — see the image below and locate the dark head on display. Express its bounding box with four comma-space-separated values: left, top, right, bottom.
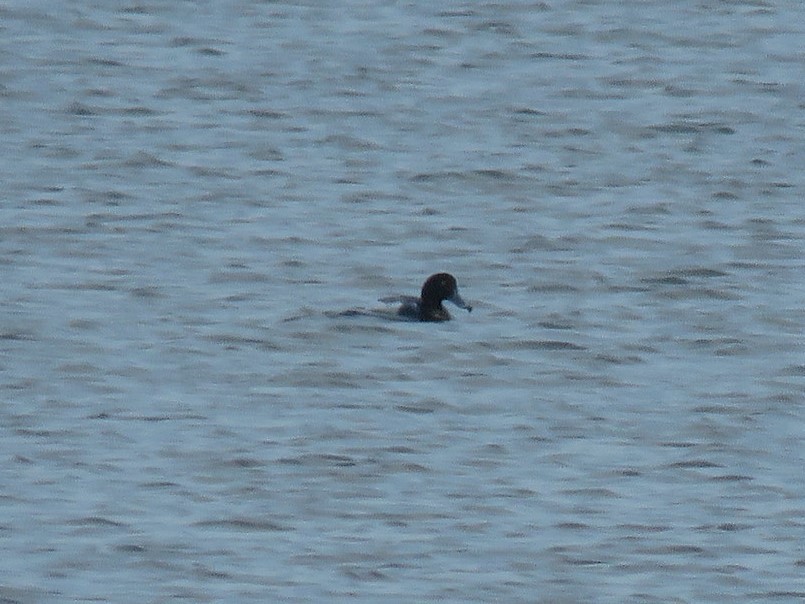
419, 273, 472, 321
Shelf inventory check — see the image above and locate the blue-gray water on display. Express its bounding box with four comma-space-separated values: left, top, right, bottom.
2, 1, 804, 602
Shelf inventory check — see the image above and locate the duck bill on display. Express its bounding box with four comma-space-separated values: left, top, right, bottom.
447, 291, 472, 312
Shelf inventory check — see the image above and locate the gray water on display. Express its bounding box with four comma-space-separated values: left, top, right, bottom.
2, 1, 805, 602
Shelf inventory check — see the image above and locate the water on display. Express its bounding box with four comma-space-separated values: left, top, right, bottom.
1, 1, 804, 602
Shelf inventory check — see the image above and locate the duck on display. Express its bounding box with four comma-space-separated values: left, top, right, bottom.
381, 273, 472, 322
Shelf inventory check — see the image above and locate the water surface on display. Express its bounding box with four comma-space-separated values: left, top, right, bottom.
1, 1, 804, 602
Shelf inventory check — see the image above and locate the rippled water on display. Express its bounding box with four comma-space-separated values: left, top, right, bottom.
2, 1, 804, 602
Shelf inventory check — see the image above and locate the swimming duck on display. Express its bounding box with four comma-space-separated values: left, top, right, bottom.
381, 273, 472, 322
